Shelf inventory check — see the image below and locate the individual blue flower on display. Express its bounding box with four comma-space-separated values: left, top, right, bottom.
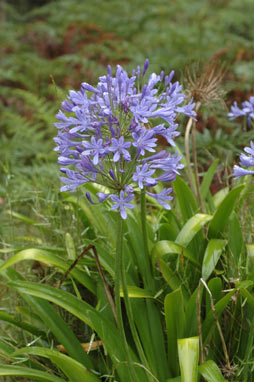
146, 188, 173, 210
233, 165, 254, 178
108, 136, 131, 162
110, 191, 135, 219
82, 137, 107, 165
153, 123, 180, 146
60, 169, 89, 192
132, 128, 157, 157
149, 153, 184, 182
133, 163, 156, 189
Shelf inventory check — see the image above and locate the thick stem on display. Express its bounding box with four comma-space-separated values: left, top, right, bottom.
114, 214, 137, 382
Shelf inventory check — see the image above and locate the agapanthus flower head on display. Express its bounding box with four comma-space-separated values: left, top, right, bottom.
54, 60, 196, 218
228, 96, 254, 130
233, 141, 254, 179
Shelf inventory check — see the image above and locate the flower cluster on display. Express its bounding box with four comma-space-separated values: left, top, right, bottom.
54, 60, 196, 218
228, 96, 254, 129
228, 97, 254, 179
233, 141, 254, 178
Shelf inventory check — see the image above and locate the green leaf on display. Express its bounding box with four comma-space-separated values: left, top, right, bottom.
199, 360, 226, 381
159, 259, 188, 300
200, 159, 219, 201
145, 299, 169, 381
173, 176, 198, 222
238, 285, 254, 308
13, 347, 100, 382
0, 261, 93, 369
132, 300, 161, 378
15, 306, 46, 331
184, 286, 203, 338
0, 364, 66, 382
175, 214, 212, 248
0, 311, 45, 338
0, 248, 96, 294
212, 187, 229, 209
152, 240, 200, 268
159, 210, 180, 240
202, 239, 227, 280
7, 280, 143, 382
177, 337, 199, 382
124, 214, 145, 274
208, 185, 245, 238
165, 288, 185, 376
120, 285, 153, 298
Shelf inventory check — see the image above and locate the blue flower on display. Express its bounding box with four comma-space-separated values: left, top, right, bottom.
82, 137, 107, 165
133, 163, 156, 189
55, 59, 196, 217
110, 191, 135, 219
228, 96, 254, 129
146, 188, 173, 210
132, 128, 157, 157
233, 165, 254, 178
233, 141, 254, 178
108, 136, 131, 162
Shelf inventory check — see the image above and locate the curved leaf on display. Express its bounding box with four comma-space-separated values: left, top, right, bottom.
0, 364, 65, 382
202, 239, 227, 281
120, 285, 153, 298
199, 360, 226, 381
0, 260, 93, 369
0, 311, 45, 338
173, 176, 198, 222
200, 159, 219, 201
208, 185, 245, 238
0, 248, 96, 294
152, 240, 200, 268
165, 288, 185, 376
7, 280, 143, 382
213, 187, 229, 209
159, 259, 189, 300
13, 347, 100, 382
175, 214, 212, 248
